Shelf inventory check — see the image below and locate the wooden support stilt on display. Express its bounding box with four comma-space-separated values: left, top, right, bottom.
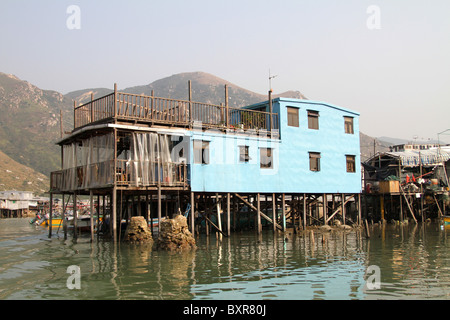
400, 185, 418, 223
48, 192, 53, 238
358, 193, 362, 226
323, 193, 327, 225
257, 193, 262, 234
272, 193, 277, 233
90, 190, 94, 242
97, 194, 100, 239
234, 193, 282, 230
215, 193, 223, 240
73, 192, 78, 239
227, 193, 231, 236
112, 187, 117, 242
157, 185, 162, 228
63, 194, 68, 239
282, 194, 286, 232
191, 192, 195, 235
364, 219, 370, 238
303, 193, 307, 230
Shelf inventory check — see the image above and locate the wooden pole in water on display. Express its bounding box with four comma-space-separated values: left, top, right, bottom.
358, 194, 362, 226
364, 219, 370, 238
282, 194, 286, 232
341, 194, 345, 225
73, 192, 78, 239
90, 190, 94, 242
48, 192, 53, 238
190, 192, 195, 235
63, 194, 68, 239
272, 193, 276, 233
157, 186, 162, 228
216, 193, 223, 239
112, 187, 117, 242
256, 193, 262, 234
380, 195, 385, 222
227, 193, 231, 237
303, 193, 307, 230
323, 193, 327, 225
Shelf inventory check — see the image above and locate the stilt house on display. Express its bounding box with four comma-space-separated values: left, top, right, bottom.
49, 83, 361, 239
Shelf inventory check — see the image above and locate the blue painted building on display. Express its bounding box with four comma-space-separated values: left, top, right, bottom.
50, 85, 362, 238
189, 97, 361, 194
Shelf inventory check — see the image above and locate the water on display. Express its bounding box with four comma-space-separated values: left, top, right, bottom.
1, 218, 450, 300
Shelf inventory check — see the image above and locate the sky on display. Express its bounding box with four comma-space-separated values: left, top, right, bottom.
1, 0, 449, 143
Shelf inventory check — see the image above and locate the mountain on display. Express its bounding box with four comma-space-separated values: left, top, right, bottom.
0, 149, 49, 194
0, 72, 73, 177
66, 72, 307, 107
360, 132, 391, 161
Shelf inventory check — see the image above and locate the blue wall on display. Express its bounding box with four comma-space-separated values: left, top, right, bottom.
189, 98, 361, 194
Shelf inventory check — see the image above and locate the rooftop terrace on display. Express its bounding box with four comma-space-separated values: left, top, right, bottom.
73, 85, 279, 136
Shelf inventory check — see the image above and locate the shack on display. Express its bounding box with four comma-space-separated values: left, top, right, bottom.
362, 144, 450, 222
49, 83, 362, 240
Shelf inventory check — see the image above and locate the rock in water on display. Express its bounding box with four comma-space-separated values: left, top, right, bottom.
157, 215, 196, 251
124, 216, 153, 243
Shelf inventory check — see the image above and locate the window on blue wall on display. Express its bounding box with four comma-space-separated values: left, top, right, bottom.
260, 148, 273, 169
346, 155, 356, 172
344, 117, 354, 134
193, 140, 209, 164
239, 146, 250, 163
308, 110, 319, 130
287, 107, 299, 127
309, 152, 321, 171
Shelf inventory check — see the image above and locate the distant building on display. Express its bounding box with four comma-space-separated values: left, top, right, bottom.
0, 190, 34, 217
389, 143, 443, 152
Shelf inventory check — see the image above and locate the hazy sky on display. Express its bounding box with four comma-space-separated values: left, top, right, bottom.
1, 0, 449, 143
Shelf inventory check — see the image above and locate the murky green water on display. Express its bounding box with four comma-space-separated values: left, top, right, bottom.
1, 218, 449, 300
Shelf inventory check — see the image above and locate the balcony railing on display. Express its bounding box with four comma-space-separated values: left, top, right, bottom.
74, 91, 279, 135
50, 160, 188, 192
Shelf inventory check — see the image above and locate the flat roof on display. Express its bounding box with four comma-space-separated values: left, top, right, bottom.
244, 97, 360, 116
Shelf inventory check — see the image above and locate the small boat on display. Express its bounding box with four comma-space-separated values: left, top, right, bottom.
30, 213, 64, 228
31, 212, 100, 232
443, 215, 450, 226
67, 214, 99, 231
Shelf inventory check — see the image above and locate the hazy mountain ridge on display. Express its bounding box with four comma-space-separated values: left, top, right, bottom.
0, 72, 73, 178
66, 72, 308, 106
0, 149, 49, 194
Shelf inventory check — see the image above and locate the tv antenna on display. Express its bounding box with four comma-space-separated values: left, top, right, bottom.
269, 69, 277, 92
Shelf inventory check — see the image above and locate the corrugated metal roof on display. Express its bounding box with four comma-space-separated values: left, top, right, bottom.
386, 147, 450, 166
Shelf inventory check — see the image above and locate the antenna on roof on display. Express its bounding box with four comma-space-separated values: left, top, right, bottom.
269, 69, 277, 92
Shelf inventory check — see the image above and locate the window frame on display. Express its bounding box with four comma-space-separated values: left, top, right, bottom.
307, 110, 319, 130
346, 155, 356, 173
239, 145, 250, 163
193, 140, 210, 164
260, 147, 273, 169
287, 106, 299, 127
309, 152, 321, 171
344, 116, 354, 134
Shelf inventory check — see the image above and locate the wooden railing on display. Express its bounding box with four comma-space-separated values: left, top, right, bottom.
50, 160, 187, 192
116, 159, 187, 187
74, 92, 279, 135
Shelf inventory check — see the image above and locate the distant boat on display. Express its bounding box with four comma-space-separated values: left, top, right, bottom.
31, 213, 100, 231
443, 215, 450, 226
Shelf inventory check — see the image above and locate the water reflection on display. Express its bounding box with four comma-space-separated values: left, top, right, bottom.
1, 219, 450, 299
